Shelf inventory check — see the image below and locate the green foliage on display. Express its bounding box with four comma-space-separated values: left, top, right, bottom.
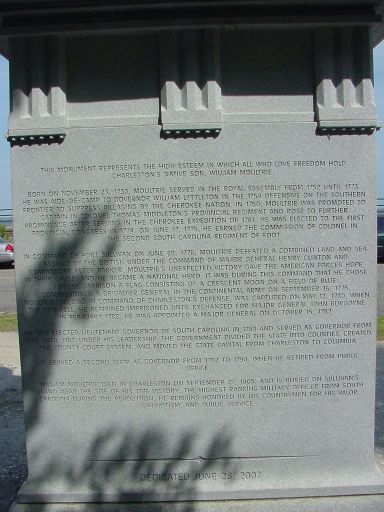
0, 224, 10, 241
0, 314, 18, 332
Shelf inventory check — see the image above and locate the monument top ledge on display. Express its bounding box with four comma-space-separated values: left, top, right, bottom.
0, 0, 384, 51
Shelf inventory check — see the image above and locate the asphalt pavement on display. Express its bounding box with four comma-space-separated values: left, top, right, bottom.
0, 267, 16, 314
378, 264, 384, 316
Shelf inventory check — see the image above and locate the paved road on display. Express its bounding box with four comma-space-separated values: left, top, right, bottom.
0, 267, 16, 314
378, 264, 384, 316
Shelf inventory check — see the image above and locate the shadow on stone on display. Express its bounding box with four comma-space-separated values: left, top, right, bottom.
18, 206, 120, 431
12, 205, 234, 510
25, 428, 232, 511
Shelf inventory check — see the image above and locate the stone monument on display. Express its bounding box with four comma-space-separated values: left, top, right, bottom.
2, 0, 384, 510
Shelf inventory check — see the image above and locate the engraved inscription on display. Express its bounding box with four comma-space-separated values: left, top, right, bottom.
13, 125, 378, 497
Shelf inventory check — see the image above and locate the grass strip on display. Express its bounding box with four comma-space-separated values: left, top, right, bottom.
378, 317, 384, 341
0, 314, 18, 332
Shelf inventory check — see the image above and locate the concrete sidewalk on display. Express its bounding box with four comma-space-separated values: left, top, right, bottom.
0, 332, 21, 394
0, 332, 26, 512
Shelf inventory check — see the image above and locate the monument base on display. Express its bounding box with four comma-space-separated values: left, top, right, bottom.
9, 495, 384, 512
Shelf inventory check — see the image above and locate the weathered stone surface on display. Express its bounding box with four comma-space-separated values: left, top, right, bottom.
11, 120, 382, 502
5, 15, 384, 511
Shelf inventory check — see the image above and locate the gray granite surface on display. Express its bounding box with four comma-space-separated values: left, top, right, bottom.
5, 18, 384, 511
